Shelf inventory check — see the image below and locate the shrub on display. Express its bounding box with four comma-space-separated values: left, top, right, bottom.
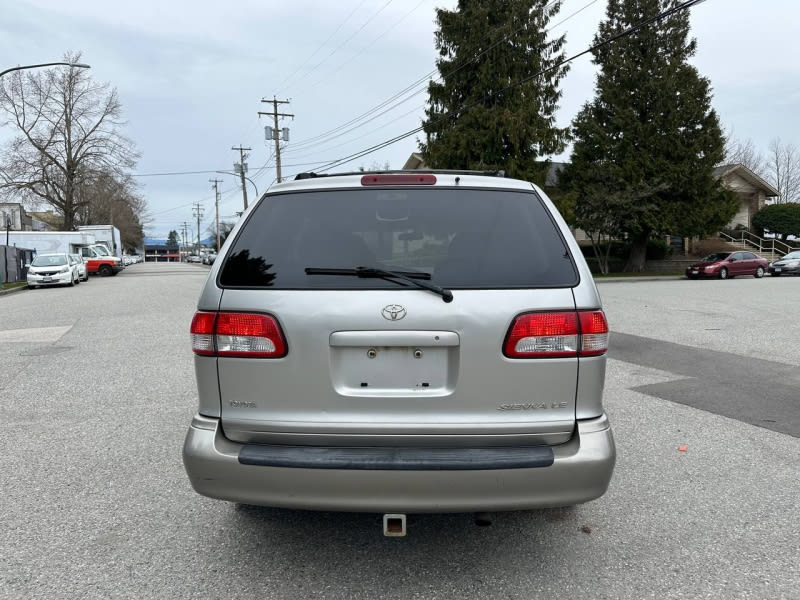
645, 239, 671, 260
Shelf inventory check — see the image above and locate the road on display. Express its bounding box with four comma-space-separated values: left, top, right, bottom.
0, 264, 798, 599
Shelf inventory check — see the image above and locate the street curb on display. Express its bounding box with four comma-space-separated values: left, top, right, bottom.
0, 285, 29, 297
594, 276, 685, 283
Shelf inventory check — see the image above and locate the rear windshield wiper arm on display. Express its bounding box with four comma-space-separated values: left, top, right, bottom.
305, 266, 454, 303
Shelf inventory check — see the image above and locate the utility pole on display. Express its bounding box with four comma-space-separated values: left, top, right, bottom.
258, 97, 293, 183
209, 179, 222, 252
232, 145, 251, 211
2, 211, 9, 285
192, 203, 204, 257
181, 221, 190, 261
3, 210, 10, 246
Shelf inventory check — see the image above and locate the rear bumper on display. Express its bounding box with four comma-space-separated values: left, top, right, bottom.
182, 414, 616, 513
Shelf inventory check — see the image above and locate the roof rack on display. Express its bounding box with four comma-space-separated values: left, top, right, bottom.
294, 169, 506, 181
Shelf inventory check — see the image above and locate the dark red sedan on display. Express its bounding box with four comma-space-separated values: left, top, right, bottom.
686, 251, 768, 279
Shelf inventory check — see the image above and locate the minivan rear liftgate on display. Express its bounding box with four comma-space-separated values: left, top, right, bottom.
195, 288, 594, 446
183, 172, 616, 519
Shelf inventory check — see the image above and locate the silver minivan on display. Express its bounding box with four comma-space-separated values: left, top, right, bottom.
183, 171, 615, 525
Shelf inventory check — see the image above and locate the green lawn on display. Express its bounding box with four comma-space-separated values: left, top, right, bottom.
0, 281, 27, 291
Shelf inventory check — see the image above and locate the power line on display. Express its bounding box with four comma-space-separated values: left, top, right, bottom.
550, 0, 603, 31
288, 0, 712, 177
148, 198, 209, 217
184, 0, 574, 181
131, 169, 227, 177
286, 0, 397, 91
282, 0, 567, 154
301, 0, 429, 94
274, 0, 371, 96
281, 0, 574, 168
226, 0, 574, 172
135, 0, 689, 213
283, 103, 423, 162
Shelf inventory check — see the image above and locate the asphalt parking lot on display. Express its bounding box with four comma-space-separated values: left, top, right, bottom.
0, 264, 798, 599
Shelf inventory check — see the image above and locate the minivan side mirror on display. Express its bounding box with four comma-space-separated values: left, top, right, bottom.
25, 263, 30, 269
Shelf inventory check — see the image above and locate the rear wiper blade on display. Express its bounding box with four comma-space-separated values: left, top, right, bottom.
305, 266, 453, 303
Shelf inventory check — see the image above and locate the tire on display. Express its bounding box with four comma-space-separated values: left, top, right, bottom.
69, 274, 76, 287
755, 266, 764, 278
82, 273, 89, 282
27, 284, 36, 290
772, 272, 781, 277
718, 267, 728, 280
99, 264, 113, 277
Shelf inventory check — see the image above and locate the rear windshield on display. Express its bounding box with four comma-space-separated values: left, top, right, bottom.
219, 187, 578, 289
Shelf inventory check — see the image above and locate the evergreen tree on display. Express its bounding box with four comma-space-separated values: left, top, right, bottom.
420, 0, 569, 185
562, 0, 736, 271
752, 204, 800, 240
166, 230, 180, 249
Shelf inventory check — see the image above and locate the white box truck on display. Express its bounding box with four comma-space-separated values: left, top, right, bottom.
7, 230, 96, 255
9, 231, 123, 276
76, 225, 122, 258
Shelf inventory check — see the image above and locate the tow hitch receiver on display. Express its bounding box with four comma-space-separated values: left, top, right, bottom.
383, 514, 407, 537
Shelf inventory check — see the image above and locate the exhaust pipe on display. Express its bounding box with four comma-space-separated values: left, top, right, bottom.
383, 514, 407, 537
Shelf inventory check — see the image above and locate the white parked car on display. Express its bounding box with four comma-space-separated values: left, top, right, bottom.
70, 254, 89, 282
27, 253, 81, 288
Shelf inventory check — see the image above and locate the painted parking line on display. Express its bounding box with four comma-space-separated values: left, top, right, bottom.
0, 325, 73, 344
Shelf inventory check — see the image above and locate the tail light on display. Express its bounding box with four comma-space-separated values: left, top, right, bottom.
503, 311, 608, 358
190, 311, 287, 358
578, 311, 609, 356
190, 312, 216, 356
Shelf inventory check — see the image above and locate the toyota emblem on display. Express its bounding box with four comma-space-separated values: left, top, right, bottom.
382, 304, 407, 321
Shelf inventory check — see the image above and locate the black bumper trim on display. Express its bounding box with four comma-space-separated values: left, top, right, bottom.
238, 444, 554, 470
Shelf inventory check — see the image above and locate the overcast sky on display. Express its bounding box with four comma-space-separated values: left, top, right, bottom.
1, 0, 795, 239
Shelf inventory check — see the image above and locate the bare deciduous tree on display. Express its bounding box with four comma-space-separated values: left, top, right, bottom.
78, 170, 147, 250
723, 128, 765, 176
765, 137, 800, 204
0, 52, 139, 229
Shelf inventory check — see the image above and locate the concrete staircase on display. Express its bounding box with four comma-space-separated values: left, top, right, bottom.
719, 232, 791, 262
725, 239, 780, 262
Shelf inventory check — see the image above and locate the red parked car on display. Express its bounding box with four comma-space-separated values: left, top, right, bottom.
686, 251, 768, 279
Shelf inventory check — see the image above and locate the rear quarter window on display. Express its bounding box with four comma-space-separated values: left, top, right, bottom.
219, 187, 578, 289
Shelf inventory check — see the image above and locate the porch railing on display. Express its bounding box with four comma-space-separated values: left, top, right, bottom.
719, 231, 793, 257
